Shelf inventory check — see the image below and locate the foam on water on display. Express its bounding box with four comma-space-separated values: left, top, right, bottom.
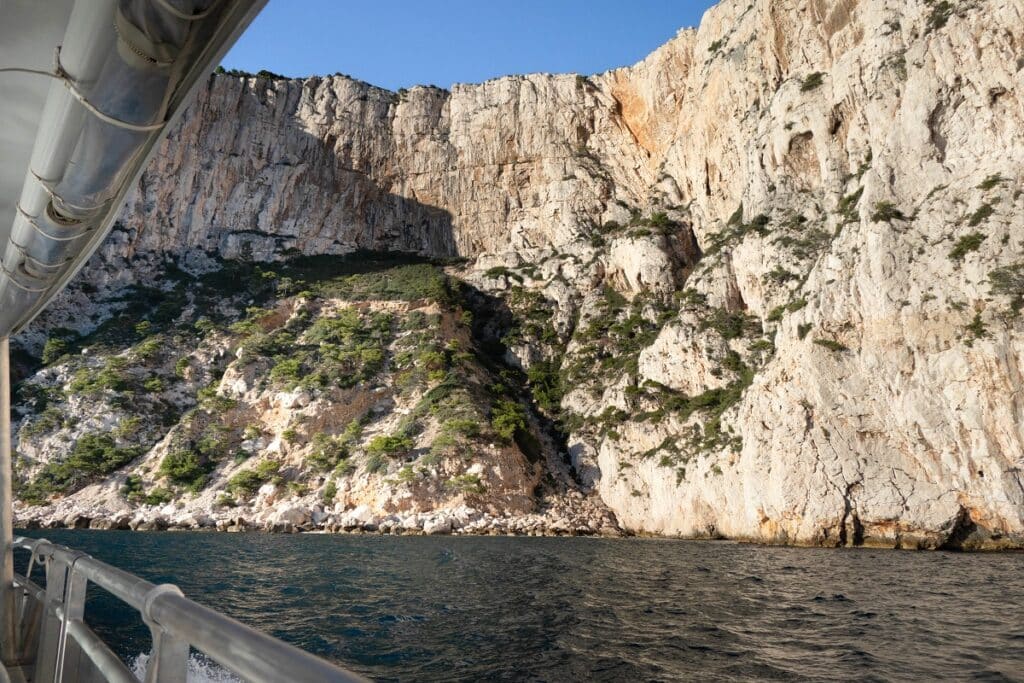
130, 652, 240, 683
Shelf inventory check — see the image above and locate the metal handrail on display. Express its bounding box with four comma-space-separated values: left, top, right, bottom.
9, 536, 369, 683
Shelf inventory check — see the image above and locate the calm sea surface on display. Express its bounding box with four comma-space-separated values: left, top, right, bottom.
16, 530, 1024, 682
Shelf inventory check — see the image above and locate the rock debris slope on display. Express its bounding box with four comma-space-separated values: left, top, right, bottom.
13, 0, 1024, 547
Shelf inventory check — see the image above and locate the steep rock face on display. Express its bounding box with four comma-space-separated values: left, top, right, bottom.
21, 0, 1024, 547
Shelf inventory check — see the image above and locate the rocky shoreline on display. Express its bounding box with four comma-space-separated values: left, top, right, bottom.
15, 491, 622, 537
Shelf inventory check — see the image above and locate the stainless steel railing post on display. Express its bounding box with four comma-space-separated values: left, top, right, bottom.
35, 556, 67, 683
55, 559, 89, 683
142, 585, 187, 683
0, 337, 17, 665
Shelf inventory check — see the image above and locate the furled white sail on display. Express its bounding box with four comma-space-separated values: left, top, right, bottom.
0, 0, 266, 336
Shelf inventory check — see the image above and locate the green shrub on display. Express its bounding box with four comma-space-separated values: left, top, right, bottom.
491, 399, 527, 442
964, 313, 988, 345
871, 201, 905, 223
978, 174, 1005, 191
366, 434, 414, 457
21, 405, 65, 438
445, 473, 485, 494
527, 359, 563, 413
800, 72, 825, 92
766, 267, 798, 284
215, 493, 237, 508
143, 487, 174, 506
68, 359, 129, 395
949, 233, 985, 261
21, 433, 141, 501
700, 308, 758, 340
158, 450, 208, 490
967, 203, 995, 227
837, 187, 864, 223
227, 460, 280, 497
309, 433, 348, 471
270, 357, 304, 385
143, 377, 165, 393
442, 418, 480, 438
926, 1, 953, 32
365, 453, 387, 474
989, 262, 1024, 312
41, 338, 69, 366
813, 338, 848, 353
134, 335, 162, 360
121, 474, 143, 500
787, 298, 808, 313
322, 480, 337, 505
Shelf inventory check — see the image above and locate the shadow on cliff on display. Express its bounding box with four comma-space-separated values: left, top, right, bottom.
198, 86, 461, 261
458, 281, 576, 491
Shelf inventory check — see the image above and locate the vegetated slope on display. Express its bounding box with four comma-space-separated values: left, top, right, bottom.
14, 254, 615, 534
14, 0, 1024, 547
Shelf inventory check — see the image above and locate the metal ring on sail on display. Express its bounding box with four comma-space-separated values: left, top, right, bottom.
15, 204, 93, 243
152, 0, 221, 22
30, 170, 108, 216
0, 260, 50, 293
6, 237, 71, 271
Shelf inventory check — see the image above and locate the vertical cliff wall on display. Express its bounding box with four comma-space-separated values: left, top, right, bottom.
19, 0, 1024, 546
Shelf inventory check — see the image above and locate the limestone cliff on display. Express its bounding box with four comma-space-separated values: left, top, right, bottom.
14, 0, 1024, 547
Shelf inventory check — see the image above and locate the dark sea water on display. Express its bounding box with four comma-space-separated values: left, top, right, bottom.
16, 530, 1024, 682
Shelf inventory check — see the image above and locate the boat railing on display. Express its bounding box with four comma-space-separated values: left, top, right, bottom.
6, 536, 368, 683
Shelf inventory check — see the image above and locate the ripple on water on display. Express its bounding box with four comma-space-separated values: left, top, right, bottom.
18, 531, 1024, 682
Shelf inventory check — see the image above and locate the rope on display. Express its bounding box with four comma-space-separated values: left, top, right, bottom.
0, 52, 166, 132
152, 0, 220, 21
0, 67, 59, 79
15, 204, 92, 243
6, 237, 70, 271
30, 170, 106, 215
53, 47, 166, 131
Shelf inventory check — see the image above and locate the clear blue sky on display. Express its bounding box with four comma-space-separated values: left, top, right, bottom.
222, 1, 718, 90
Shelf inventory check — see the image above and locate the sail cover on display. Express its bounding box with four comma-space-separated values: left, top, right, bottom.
0, 0, 265, 336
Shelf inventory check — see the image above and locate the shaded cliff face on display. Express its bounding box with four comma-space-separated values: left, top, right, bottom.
18, 0, 1024, 546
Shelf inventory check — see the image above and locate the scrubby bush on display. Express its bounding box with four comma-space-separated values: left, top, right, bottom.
309, 433, 348, 472
322, 480, 337, 505
445, 473, 485, 494
491, 400, 527, 442
143, 487, 174, 506
41, 338, 69, 366
926, 1, 953, 32
21, 433, 142, 502
967, 203, 995, 227
978, 174, 1005, 191
871, 201, 905, 223
366, 434, 414, 457
949, 233, 985, 261
801, 72, 825, 92
227, 460, 280, 497
964, 313, 989, 345
989, 262, 1024, 312
365, 453, 387, 474
813, 338, 849, 353
159, 450, 208, 490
